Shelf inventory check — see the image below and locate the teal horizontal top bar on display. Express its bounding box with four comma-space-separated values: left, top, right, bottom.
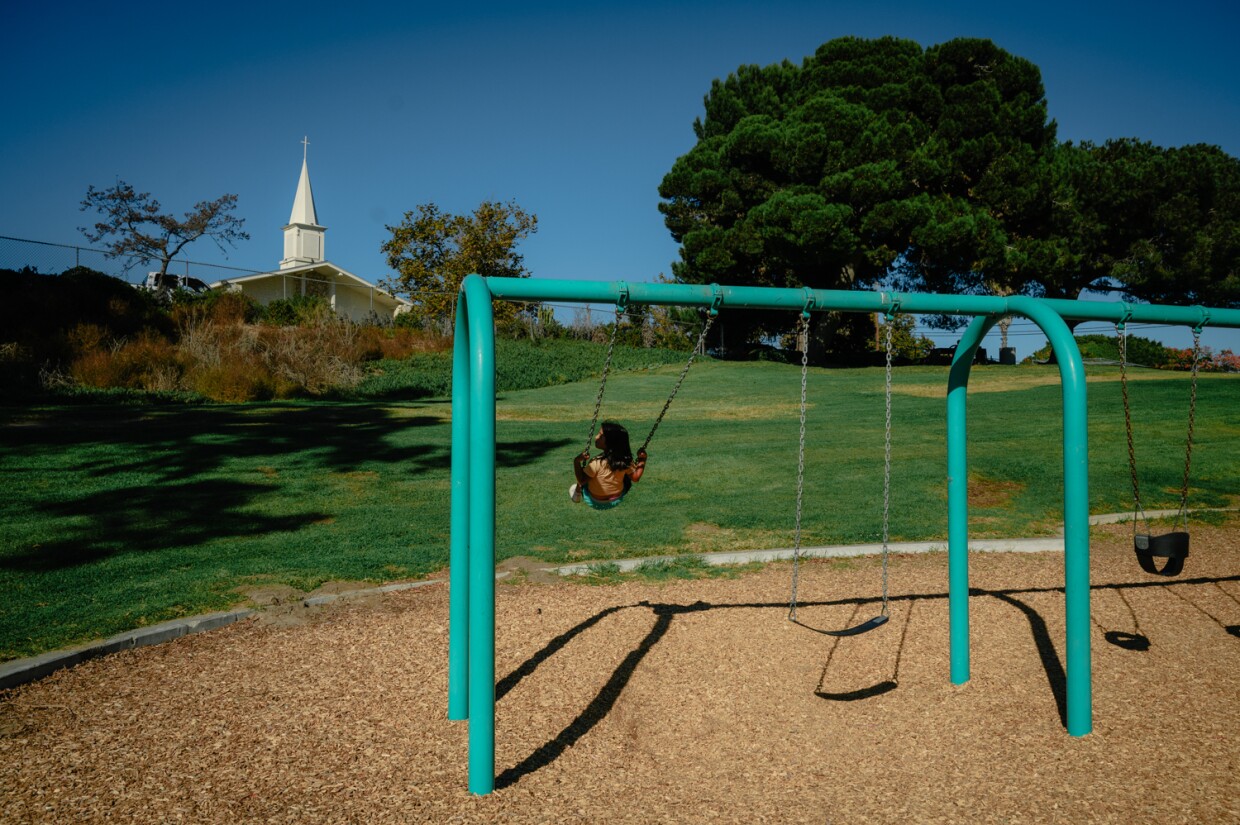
482, 277, 1240, 330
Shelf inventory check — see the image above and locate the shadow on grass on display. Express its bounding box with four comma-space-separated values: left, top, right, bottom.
492, 574, 1240, 789
2, 479, 331, 571
0, 403, 571, 570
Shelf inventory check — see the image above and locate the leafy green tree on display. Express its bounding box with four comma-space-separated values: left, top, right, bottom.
659, 36, 1055, 357
1004, 139, 1238, 307
79, 181, 249, 288
879, 313, 934, 361
381, 200, 538, 327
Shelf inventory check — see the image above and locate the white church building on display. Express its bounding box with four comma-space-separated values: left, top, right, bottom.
211, 145, 410, 323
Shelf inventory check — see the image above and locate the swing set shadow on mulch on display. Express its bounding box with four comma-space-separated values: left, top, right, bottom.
490, 572, 1240, 790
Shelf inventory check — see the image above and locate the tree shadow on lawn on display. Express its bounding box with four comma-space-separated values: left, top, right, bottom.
0, 403, 572, 570
2, 404, 448, 481
1, 478, 332, 571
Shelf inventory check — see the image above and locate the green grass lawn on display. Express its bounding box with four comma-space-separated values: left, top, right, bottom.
2, 361, 1237, 660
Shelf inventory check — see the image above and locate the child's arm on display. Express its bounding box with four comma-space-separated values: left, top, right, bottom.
631, 449, 648, 483
574, 451, 591, 487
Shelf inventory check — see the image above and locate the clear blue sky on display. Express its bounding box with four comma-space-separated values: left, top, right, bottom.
3, 0, 1237, 358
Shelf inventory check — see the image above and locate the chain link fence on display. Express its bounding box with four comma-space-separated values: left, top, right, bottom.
0, 234, 263, 285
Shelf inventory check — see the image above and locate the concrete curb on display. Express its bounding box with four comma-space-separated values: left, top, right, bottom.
3, 508, 1230, 691
0, 576, 494, 693
552, 537, 1067, 576
0, 609, 255, 692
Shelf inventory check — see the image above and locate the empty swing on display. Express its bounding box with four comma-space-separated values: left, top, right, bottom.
788, 302, 892, 635
577, 290, 719, 510
1116, 318, 1203, 577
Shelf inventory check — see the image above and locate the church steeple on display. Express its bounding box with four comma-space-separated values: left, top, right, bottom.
281, 137, 326, 269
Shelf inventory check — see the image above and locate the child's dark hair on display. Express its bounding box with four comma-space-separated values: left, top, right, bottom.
599, 421, 633, 470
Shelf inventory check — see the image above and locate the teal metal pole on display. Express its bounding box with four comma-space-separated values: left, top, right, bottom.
1008, 297, 1092, 737
484, 277, 1240, 331
946, 315, 999, 685
448, 297, 471, 721
463, 274, 498, 794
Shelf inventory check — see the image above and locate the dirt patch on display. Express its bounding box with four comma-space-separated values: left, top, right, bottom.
235, 580, 395, 629
893, 368, 1228, 399
2, 521, 1237, 823
684, 521, 724, 538
497, 556, 566, 585
968, 474, 1026, 508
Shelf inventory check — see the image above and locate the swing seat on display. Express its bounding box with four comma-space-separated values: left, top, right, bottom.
581, 476, 632, 511
1134, 531, 1189, 577
794, 613, 889, 637
582, 489, 627, 510
822, 613, 889, 637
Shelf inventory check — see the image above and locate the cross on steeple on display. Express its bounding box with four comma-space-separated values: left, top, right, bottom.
301, 136, 310, 161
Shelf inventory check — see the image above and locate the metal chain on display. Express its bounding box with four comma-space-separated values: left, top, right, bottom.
1117, 324, 1148, 537
880, 317, 893, 616
1177, 329, 1202, 531
789, 314, 809, 621
639, 312, 716, 455
585, 305, 623, 455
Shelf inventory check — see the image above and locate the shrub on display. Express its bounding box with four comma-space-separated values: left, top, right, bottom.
878, 314, 934, 361
352, 326, 447, 362
1029, 333, 1171, 367
69, 329, 183, 391
262, 295, 332, 327
171, 290, 263, 327
190, 363, 277, 402
1163, 346, 1240, 373
256, 321, 363, 395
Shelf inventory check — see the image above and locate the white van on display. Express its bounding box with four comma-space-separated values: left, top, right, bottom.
142, 272, 210, 293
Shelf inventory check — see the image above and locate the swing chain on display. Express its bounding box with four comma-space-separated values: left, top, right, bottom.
638, 310, 716, 455
586, 303, 624, 455
881, 315, 893, 616
789, 313, 810, 621
1117, 325, 1147, 534
1178, 328, 1202, 531
1119, 322, 1202, 535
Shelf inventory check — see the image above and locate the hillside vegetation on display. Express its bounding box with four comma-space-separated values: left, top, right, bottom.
0, 268, 695, 402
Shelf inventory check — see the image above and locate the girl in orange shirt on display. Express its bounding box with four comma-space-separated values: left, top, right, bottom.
570, 421, 647, 509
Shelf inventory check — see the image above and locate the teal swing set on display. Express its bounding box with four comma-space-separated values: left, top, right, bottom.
450, 274, 1239, 795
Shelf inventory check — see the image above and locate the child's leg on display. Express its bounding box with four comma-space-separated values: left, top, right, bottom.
568, 482, 583, 503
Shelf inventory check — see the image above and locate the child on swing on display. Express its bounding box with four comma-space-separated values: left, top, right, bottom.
570, 421, 647, 509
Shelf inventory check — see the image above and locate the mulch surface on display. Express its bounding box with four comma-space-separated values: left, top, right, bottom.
2, 520, 1238, 824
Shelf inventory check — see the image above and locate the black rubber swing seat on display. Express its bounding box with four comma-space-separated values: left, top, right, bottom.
1134, 531, 1189, 577
822, 613, 889, 637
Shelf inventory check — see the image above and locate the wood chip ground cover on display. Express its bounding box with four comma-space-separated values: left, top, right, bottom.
1, 521, 1237, 823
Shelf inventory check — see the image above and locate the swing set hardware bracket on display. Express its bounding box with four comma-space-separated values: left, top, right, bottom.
615, 281, 630, 311
882, 293, 901, 323
707, 283, 724, 316
800, 287, 815, 319
1192, 306, 1209, 334
1117, 302, 1133, 331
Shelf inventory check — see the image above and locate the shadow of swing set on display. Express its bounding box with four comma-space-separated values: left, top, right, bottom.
483, 574, 1240, 791
449, 274, 1240, 795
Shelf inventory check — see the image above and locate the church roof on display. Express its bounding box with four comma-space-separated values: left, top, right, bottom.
208, 261, 410, 307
